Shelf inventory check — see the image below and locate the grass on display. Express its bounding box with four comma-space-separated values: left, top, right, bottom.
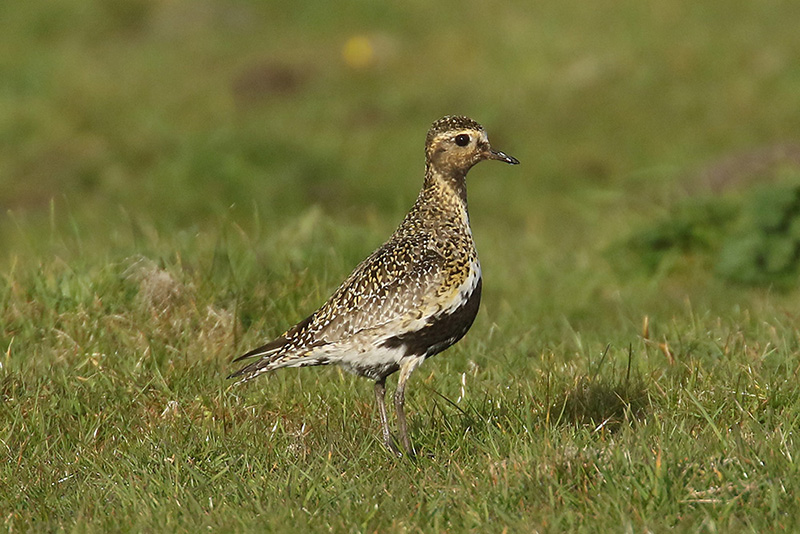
3, 0, 800, 531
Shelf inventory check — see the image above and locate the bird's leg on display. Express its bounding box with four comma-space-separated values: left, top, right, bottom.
394, 382, 412, 456
395, 357, 423, 457
374, 378, 400, 455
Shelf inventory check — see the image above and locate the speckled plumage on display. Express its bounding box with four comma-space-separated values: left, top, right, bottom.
230, 116, 518, 455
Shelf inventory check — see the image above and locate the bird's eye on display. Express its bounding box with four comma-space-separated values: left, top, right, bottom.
454, 134, 470, 147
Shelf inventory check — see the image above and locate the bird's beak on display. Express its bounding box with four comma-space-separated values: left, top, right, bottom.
487, 149, 519, 165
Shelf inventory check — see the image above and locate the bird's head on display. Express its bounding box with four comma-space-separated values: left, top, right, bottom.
425, 116, 519, 176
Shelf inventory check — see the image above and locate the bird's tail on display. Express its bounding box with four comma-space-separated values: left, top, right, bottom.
229, 312, 320, 382
227, 337, 288, 381
228, 346, 331, 383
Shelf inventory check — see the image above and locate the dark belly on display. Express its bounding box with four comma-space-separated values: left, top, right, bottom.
381, 277, 482, 358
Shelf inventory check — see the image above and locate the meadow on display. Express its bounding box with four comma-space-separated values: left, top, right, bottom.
3, 0, 800, 531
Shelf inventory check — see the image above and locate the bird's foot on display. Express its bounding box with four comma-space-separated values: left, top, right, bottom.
383, 435, 415, 458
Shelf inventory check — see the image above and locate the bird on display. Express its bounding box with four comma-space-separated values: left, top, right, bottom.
229, 115, 519, 455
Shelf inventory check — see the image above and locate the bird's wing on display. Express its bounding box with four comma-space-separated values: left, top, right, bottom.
309, 234, 451, 344
230, 233, 449, 367
228, 230, 474, 382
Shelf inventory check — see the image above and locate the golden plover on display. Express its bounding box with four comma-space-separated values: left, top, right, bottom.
230, 116, 518, 455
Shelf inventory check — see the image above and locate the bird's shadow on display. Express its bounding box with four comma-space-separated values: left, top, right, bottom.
414, 372, 650, 456
543, 374, 649, 432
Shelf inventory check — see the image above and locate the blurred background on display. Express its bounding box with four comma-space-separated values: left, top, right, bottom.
3, 0, 800, 344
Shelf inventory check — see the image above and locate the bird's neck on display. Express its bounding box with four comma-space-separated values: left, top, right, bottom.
420, 163, 469, 212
